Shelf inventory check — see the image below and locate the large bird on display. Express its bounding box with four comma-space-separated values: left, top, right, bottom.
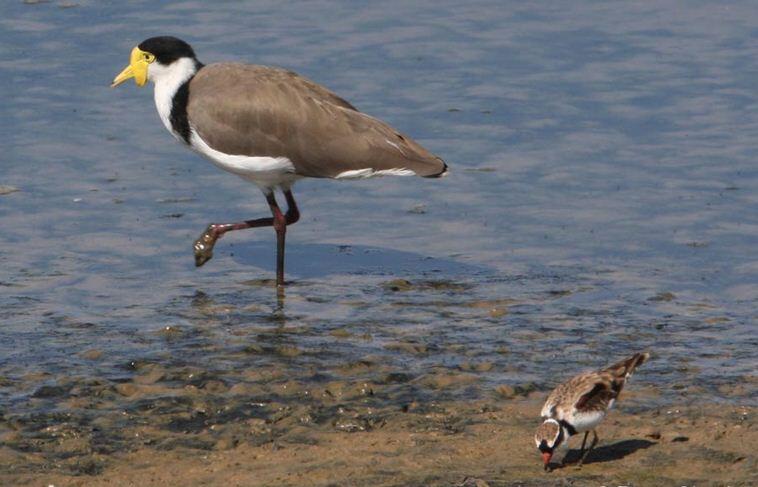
112, 36, 447, 286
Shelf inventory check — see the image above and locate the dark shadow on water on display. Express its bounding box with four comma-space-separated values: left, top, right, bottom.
230, 241, 490, 279
562, 439, 657, 466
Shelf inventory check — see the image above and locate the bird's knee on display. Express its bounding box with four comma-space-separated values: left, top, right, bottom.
286, 208, 300, 224
273, 213, 287, 233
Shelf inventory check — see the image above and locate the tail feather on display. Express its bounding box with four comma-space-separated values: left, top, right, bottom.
603, 352, 650, 380
422, 157, 448, 178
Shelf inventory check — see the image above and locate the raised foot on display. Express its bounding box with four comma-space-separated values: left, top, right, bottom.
193, 225, 219, 267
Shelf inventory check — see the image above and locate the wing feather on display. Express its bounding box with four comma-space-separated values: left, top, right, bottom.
187, 63, 446, 178
574, 380, 616, 412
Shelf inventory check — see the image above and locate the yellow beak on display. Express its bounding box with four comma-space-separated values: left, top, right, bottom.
111, 47, 150, 88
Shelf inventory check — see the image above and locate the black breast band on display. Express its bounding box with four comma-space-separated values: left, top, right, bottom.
169, 62, 204, 145
558, 419, 577, 436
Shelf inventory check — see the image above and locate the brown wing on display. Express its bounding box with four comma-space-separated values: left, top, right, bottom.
574, 378, 617, 412
574, 353, 651, 413
602, 352, 649, 380
543, 353, 650, 420
542, 372, 615, 419
187, 63, 447, 178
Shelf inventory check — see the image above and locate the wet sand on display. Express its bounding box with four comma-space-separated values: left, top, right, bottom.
2, 393, 754, 486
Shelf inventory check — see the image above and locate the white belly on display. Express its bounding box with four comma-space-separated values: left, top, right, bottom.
570, 410, 606, 432
188, 130, 300, 190
151, 66, 299, 191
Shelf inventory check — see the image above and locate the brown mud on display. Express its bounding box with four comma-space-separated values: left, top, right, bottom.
1, 387, 754, 486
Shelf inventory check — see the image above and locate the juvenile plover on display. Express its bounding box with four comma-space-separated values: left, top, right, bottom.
534, 352, 649, 470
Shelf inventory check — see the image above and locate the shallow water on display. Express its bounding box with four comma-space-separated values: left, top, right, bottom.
1, 0, 757, 475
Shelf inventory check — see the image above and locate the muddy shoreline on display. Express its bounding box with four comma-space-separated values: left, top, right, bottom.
2, 394, 754, 486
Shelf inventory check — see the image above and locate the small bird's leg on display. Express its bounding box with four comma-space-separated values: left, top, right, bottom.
577, 430, 598, 467
578, 431, 589, 459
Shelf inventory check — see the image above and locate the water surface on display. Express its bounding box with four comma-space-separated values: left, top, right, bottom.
1, 0, 756, 474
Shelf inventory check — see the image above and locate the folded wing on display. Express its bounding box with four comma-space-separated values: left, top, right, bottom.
187, 63, 447, 178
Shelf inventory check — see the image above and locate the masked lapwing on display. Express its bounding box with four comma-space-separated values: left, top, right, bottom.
111, 36, 447, 286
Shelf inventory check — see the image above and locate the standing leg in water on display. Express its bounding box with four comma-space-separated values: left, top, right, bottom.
193, 189, 301, 286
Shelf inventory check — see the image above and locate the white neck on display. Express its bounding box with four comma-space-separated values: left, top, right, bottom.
150, 57, 198, 137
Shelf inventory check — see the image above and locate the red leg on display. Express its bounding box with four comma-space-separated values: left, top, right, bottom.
282, 189, 300, 224
192, 190, 300, 286
269, 197, 287, 286
274, 189, 300, 286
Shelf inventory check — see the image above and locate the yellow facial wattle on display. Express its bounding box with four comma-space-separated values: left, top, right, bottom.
111, 47, 155, 88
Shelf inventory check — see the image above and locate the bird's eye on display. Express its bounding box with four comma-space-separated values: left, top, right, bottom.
143, 53, 155, 63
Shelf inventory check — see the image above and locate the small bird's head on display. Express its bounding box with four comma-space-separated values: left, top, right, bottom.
534, 419, 566, 471
111, 36, 199, 88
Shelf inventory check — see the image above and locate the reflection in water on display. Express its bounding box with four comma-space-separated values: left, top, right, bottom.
274, 284, 287, 321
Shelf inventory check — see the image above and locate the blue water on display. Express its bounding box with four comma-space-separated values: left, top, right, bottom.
1, 0, 756, 435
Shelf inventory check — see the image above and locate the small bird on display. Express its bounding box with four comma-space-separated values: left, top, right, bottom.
111, 36, 447, 286
534, 352, 649, 470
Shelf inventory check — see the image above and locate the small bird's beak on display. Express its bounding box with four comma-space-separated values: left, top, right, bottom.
111, 47, 149, 88
542, 452, 552, 471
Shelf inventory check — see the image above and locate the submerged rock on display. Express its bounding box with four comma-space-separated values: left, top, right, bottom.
114, 383, 141, 397
79, 349, 103, 361
382, 279, 413, 292
648, 292, 676, 302
32, 385, 68, 398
